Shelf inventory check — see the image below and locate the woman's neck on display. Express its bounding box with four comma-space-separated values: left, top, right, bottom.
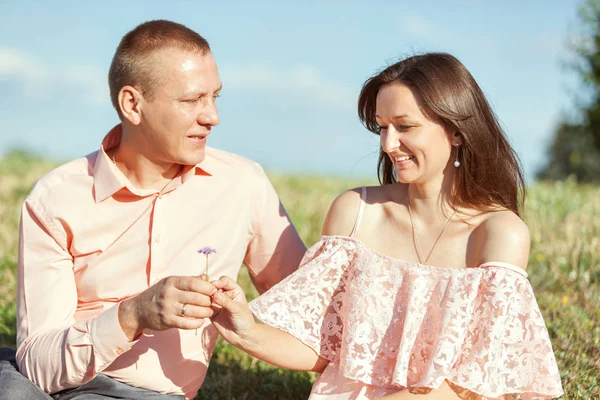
406, 171, 458, 224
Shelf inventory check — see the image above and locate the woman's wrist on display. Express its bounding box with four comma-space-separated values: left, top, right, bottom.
235, 320, 263, 351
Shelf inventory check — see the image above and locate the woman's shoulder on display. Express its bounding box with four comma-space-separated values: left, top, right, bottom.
321, 187, 365, 236
321, 184, 404, 237
471, 208, 531, 269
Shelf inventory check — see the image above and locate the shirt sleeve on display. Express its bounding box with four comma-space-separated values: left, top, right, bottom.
16, 199, 136, 394
243, 165, 306, 292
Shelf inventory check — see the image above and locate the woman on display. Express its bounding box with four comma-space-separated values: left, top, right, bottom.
209, 53, 563, 399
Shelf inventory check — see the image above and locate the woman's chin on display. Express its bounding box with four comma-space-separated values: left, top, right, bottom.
395, 171, 419, 184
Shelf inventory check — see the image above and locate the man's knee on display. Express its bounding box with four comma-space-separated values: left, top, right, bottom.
0, 348, 51, 400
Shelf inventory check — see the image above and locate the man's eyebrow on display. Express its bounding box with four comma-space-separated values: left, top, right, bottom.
181, 85, 223, 98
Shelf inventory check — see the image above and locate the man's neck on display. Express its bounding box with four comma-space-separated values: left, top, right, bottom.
111, 141, 182, 191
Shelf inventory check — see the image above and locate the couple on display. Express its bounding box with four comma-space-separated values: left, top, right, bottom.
0, 20, 563, 400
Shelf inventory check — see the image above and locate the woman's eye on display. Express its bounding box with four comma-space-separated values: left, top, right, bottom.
376, 124, 412, 133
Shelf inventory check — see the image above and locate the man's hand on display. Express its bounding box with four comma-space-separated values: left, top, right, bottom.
118, 275, 217, 341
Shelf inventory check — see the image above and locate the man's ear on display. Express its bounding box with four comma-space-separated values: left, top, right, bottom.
119, 85, 143, 125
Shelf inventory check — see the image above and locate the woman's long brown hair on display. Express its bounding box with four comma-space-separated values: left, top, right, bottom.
358, 53, 526, 217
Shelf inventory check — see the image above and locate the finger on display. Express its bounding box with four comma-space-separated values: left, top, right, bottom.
209, 290, 224, 313
210, 302, 223, 316
211, 290, 241, 314
210, 276, 240, 292
176, 303, 215, 319
178, 291, 213, 307
172, 316, 211, 331
171, 276, 217, 295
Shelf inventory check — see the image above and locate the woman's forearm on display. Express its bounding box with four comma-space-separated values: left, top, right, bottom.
237, 323, 328, 373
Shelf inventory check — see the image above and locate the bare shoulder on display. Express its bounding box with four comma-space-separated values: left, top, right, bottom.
475, 210, 531, 269
321, 187, 365, 236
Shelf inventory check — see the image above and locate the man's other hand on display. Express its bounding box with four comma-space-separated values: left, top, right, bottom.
118, 275, 217, 340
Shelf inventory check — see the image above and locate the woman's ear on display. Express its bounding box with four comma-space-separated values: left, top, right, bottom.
453, 131, 464, 147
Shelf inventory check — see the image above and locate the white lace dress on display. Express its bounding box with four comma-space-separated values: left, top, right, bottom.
248, 235, 563, 399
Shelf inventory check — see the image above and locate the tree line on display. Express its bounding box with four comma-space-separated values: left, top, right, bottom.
537, 0, 600, 182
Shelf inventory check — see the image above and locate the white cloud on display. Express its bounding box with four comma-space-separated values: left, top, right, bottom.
528, 31, 568, 61
220, 64, 356, 110
397, 15, 477, 55
399, 15, 460, 45
0, 47, 107, 103
0, 48, 355, 110
0, 48, 48, 80
402, 15, 435, 39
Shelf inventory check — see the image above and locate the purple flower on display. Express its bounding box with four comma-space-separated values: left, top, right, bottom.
197, 247, 217, 255
197, 247, 217, 281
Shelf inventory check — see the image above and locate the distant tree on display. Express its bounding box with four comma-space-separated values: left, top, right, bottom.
536, 122, 600, 182
538, 0, 600, 182
575, 0, 600, 151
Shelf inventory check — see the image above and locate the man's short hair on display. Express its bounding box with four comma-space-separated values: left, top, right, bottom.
108, 20, 211, 119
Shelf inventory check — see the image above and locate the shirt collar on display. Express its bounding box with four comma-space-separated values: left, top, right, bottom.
93, 124, 212, 203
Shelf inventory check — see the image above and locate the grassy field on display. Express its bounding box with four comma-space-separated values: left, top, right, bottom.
0, 151, 598, 399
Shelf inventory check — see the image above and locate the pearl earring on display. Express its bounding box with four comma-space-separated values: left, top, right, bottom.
454, 143, 461, 168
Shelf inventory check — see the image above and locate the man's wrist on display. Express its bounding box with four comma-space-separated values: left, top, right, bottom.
118, 298, 143, 341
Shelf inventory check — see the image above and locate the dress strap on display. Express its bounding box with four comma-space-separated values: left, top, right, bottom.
479, 261, 528, 278
349, 187, 367, 238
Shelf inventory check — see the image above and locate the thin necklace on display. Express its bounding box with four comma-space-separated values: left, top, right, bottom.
407, 197, 458, 265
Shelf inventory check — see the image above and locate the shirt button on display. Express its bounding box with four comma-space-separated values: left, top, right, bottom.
155, 235, 162, 243
115, 347, 124, 355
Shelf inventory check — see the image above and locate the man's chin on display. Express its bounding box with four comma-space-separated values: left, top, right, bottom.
182, 151, 206, 166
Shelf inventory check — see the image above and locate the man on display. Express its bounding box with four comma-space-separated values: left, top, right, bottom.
0, 20, 306, 399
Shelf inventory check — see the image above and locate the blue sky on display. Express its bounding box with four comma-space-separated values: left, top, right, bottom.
0, 1, 582, 181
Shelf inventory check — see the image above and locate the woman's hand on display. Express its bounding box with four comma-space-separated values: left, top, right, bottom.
210, 275, 328, 372
210, 276, 257, 348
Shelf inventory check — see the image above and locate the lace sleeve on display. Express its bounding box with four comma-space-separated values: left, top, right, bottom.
248, 236, 356, 359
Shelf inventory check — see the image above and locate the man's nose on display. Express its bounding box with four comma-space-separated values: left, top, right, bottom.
199, 101, 220, 127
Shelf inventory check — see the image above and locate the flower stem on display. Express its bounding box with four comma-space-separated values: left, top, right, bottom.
204, 254, 209, 281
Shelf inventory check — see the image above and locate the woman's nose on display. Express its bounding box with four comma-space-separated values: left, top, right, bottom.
380, 126, 400, 153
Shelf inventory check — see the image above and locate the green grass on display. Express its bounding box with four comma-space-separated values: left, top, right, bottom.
0, 151, 598, 399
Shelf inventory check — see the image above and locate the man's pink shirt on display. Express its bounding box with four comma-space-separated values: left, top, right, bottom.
16, 125, 306, 398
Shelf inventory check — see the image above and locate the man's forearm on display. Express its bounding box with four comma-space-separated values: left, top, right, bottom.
16, 305, 134, 394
